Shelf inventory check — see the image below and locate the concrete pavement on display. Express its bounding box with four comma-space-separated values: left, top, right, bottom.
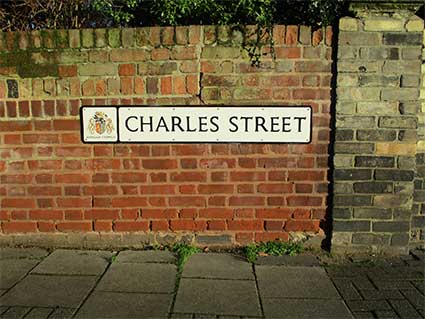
0, 247, 423, 318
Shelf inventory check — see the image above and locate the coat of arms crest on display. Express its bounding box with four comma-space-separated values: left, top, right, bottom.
88, 112, 114, 135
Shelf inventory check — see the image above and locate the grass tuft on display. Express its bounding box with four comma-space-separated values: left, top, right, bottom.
245, 241, 303, 263
172, 243, 201, 271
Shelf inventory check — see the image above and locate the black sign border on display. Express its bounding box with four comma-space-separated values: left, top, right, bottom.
80, 105, 312, 145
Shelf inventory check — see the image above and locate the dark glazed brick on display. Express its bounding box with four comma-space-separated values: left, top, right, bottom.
355, 156, 394, 168
336, 130, 354, 141
333, 208, 352, 219
335, 169, 372, 181
333, 221, 371, 232
334, 195, 372, 206
6, 79, 19, 98
375, 170, 414, 181
353, 182, 393, 194
372, 221, 410, 233
412, 216, 425, 228
356, 130, 396, 142
383, 33, 422, 45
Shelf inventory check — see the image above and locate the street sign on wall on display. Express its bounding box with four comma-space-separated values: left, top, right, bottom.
80, 106, 312, 144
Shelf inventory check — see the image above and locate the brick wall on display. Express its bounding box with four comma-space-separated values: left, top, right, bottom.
0, 26, 333, 247
332, 9, 425, 253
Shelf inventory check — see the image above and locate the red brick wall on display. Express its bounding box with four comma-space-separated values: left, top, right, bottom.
0, 25, 333, 246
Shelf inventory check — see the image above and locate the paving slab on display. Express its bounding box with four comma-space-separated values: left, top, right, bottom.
31, 250, 112, 275
389, 299, 423, 319
256, 266, 341, 299
0, 248, 48, 260
182, 253, 254, 280
24, 307, 54, 319
0, 259, 40, 289
0, 306, 31, 318
48, 308, 75, 319
75, 291, 172, 318
0, 275, 97, 308
173, 278, 261, 316
255, 255, 320, 266
96, 263, 176, 293
262, 299, 353, 319
116, 250, 176, 264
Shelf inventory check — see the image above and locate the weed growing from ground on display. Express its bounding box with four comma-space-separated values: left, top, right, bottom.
172, 243, 201, 271
245, 241, 303, 263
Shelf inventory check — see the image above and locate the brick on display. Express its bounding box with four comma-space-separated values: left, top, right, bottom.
339, 32, 381, 46
376, 143, 416, 155
383, 33, 422, 45
333, 221, 371, 232
355, 156, 395, 167
114, 221, 148, 232
79, 64, 115, 76
2, 221, 37, 233
364, 18, 403, 31
2, 198, 36, 208
353, 208, 392, 220
379, 117, 417, 129
334, 195, 372, 206
375, 170, 414, 181
335, 169, 372, 181
229, 196, 264, 206
373, 221, 410, 233
353, 182, 393, 194
357, 130, 396, 141
339, 18, 359, 31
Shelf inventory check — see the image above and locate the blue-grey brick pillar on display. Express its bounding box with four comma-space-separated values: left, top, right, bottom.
332, 1, 424, 253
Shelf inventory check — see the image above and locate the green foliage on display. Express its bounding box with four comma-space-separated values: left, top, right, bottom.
90, 0, 140, 26
245, 241, 303, 263
172, 243, 201, 271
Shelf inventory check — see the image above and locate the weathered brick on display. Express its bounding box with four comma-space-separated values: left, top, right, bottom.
357, 102, 398, 115
352, 233, 390, 245
357, 130, 397, 141
339, 32, 381, 46
353, 182, 393, 194
353, 208, 392, 220
373, 221, 410, 233
360, 47, 399, 60
334, 195, 372, 206
334, 143, 375, 154
336, 130, 354, 141
339, 18, 359, 31
364, 18, 403, 31
379, 117, 417, 129
375, 169, 414, 181
336, 116, 375, 128
333, 221, 371, 232
373, 195, 411, 208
